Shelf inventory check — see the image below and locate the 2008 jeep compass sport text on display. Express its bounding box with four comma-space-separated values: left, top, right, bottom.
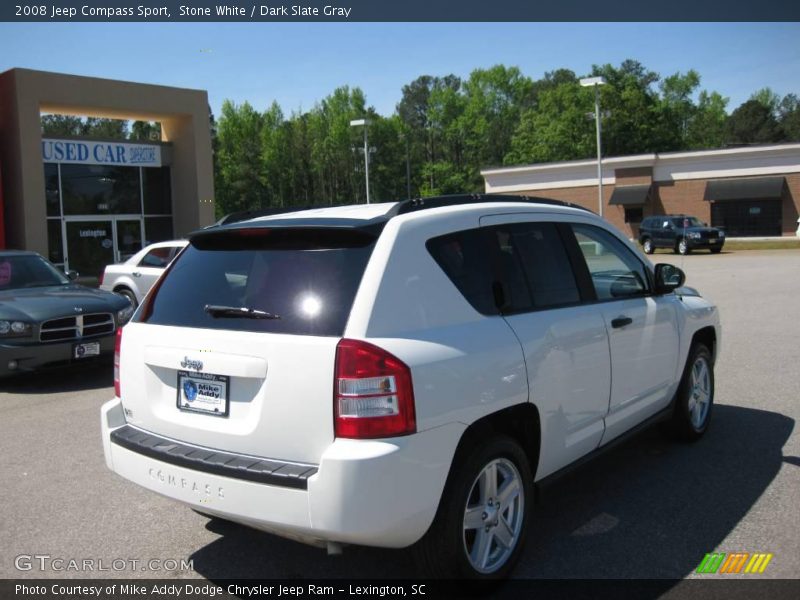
102, 195, 720, 578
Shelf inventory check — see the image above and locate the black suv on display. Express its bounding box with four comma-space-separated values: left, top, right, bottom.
638, 215, 725, 255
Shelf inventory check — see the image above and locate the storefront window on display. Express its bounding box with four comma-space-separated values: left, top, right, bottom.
144, 216, 174, 244
44, 163, 60, 217
47, 219, 64, 264
143, 166, 172, 214
60, 164, 140, 215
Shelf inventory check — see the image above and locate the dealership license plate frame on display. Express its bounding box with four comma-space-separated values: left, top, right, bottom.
73, 341, 100, 359
176, 370, 230, 417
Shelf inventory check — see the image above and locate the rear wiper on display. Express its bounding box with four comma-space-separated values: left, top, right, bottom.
204, 305, 281, 320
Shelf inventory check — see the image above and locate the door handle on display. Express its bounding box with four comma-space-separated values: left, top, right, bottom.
132, 271, 142, 278
611, 316, 633, 329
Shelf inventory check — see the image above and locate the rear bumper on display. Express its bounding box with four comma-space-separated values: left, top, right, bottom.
101, 397, 465, 548
0, 334, 114, 377
687, 238, 724, 249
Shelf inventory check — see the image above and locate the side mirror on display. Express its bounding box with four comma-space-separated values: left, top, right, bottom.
654, 263, 685, 294
65, 270, 79, 281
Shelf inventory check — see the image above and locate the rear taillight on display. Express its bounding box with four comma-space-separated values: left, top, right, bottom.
334, 339, 416, 439
98, 270, 104, 286
114, 327, 123, 397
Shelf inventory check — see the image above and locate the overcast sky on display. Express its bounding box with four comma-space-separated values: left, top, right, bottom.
1, 22, 798, 118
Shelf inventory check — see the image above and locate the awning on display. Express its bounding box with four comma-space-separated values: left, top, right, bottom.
609, 184, 651, 206
704, 176, 785, 201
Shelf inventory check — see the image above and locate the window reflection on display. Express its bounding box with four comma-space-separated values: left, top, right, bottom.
60, 164, 140, 215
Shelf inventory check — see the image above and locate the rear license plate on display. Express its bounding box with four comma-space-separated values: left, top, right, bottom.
74, 341, 100, 359
177, 371, 230, 417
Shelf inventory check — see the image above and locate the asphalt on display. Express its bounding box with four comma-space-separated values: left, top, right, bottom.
1, 248, 798, 582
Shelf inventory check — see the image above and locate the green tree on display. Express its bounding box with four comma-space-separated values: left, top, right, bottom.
726, 99, 785, 144
41, 114, 84, 136
750, 87, 781, 115
82, 117, 128, 139
778, 94, 800, 141
686, 91, 729, 149
129, 121, 161, 141
215, 100, 268, 215
397, 75, 462, 196
658, 70, 701, 147
505, 81, 594, 164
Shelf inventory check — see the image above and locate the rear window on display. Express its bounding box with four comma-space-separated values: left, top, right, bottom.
139, 228, 376, 337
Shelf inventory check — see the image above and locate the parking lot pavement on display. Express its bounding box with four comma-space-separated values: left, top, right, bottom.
1, 249, 799, 581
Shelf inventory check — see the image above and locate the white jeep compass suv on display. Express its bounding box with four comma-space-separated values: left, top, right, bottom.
101, 195, 720, 578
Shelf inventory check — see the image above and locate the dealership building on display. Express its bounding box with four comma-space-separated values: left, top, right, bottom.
0, 68, 215, 283
482, 144, 800, 239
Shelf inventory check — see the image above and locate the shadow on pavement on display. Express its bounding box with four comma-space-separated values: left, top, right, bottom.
0, 360, 113, 394
187, 404, 792, 585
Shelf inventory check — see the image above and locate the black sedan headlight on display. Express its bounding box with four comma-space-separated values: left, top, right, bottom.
117, 305, 135, 325
0, 320, 32, 338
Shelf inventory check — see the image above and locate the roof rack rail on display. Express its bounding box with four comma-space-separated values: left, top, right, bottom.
390, 193, 595, 216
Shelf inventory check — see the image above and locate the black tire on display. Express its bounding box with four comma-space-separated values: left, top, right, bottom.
668, 344, 714, 441
642, 238, 655, 254
710, 247, 722, 254
677, 238, 691, 255
116, 287, 138, 309
412, 436, 532, 579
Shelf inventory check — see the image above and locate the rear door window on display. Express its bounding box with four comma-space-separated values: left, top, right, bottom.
427, 221, 581, 315
500, 222, 581, 309
140, 228, 376, 337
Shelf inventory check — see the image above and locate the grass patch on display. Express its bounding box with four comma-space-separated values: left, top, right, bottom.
641, 239, 800, 253
722, 240, 800, 251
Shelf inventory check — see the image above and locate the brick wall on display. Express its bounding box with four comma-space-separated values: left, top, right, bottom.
508, 171, 800, 238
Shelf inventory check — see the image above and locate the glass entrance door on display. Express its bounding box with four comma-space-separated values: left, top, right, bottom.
65, 220, 115, 286
64, 217, 143, 286
116, 219, 143, 262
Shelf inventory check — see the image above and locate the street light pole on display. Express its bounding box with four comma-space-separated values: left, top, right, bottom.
580, 76, 607, 217
350, 118, 371, 204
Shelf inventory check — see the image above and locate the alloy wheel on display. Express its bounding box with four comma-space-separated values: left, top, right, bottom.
462, 458, 525, 574
688, 355, 711, 429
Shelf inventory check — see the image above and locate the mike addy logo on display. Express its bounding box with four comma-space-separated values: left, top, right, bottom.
696, 552, 773, 574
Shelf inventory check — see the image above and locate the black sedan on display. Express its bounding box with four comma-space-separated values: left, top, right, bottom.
0, 250, 134, 378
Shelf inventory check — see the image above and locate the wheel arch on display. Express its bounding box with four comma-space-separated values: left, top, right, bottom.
691, 325, 717, 364
450, 403, 540, 484
112, 280, 139, 298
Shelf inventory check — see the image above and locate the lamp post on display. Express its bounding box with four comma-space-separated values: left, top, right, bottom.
350, 118, 371, 204
579, 76, 607, 217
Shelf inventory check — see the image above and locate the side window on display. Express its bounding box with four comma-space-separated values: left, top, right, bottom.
488, 228, 532, 313
138, 247, 172, 268
571, 224, 650, 301
499, 223, 580, 309
427, 229, 499, 315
